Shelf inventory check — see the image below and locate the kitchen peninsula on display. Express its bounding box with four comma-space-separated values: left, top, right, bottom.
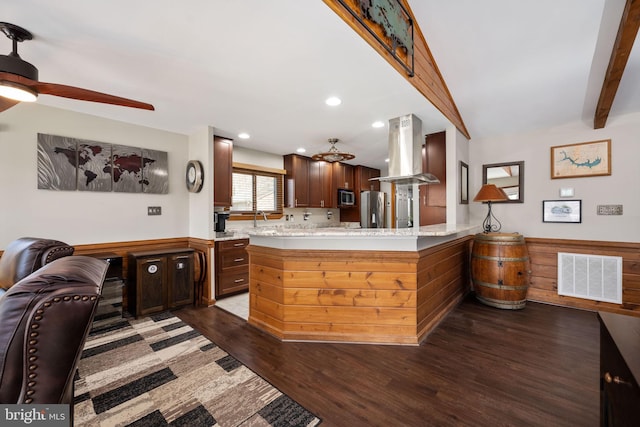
245, 224, 478, 345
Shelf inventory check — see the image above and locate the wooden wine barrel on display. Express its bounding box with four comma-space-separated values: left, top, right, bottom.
471, 233, 531, 310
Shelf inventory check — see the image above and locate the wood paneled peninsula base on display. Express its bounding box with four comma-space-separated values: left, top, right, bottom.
245, 224, 478, 345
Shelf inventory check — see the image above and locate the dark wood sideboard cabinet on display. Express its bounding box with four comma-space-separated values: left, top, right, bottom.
215, 239, 249, 298
127, 248, 195, 317
598, 311, 640, 426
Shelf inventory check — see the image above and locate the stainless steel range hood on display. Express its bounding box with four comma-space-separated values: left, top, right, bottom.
371, 114, 440, 185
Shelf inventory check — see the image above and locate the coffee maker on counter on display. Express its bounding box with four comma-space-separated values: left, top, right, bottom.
214, 212, 230, 233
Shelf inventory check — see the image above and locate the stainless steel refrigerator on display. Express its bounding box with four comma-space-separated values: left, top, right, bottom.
360, 190, 386, 228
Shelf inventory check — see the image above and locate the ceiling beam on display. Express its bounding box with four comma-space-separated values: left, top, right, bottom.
594, 0, 640, 129
323, 0, 471, 140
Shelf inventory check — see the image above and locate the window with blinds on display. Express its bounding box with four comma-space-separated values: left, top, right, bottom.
230, 166, 283, 216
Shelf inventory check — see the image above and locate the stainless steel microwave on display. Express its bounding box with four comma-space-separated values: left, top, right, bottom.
338, 189, 355, 206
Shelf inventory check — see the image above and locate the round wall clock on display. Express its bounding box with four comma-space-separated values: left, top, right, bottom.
185, 160, 204, 193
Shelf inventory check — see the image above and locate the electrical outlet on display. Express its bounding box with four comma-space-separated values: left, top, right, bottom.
148, 206, 162, 216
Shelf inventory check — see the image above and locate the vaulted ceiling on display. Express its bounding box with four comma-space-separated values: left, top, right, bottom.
2, 1, 638, 171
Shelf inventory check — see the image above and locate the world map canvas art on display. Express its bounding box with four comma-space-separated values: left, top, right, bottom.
37, 133, 168, 193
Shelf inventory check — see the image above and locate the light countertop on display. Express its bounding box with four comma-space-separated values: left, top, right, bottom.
229, 223, 480, 251
245, 223, 478, 237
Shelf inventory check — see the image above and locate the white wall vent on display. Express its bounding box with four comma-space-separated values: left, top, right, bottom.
557, 252, 622, 304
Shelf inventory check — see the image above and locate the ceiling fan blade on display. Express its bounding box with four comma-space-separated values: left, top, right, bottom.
0, 96, 19, 112
0, 72, 153, 111
35, 81, 154, 111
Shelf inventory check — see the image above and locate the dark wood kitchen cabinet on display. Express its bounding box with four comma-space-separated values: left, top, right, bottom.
214, 136, 233, 207
598, 311, 640, 426
333, 161, 354, 191
356, 165, 381, 192
284, 154, 310, 208
309, 159, 333, 208
340, 165, 381, 222
216, 238, 249, 298
332, 161, 355, 209
127, 248, 195, 317
420, 131, 446, 226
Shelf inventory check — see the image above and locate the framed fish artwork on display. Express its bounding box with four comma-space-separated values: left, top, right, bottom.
550, 139, 611, 179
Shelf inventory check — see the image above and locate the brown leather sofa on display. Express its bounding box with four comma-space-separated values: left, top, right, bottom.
0, 255, 108, 405
0, 237, 75, 296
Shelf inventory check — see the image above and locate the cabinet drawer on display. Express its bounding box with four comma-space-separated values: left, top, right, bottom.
219, 249, 248, 269
218, 239, 249, 251
218, 271, 249, 295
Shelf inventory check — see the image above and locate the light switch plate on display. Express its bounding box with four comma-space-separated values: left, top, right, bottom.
148, 206, 162, 215
559, 187, 574, 197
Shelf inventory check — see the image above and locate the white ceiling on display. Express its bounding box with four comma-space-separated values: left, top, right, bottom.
3, 0, 638, 171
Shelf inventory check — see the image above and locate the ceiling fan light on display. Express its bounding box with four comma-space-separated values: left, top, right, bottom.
0, 81, 37, 102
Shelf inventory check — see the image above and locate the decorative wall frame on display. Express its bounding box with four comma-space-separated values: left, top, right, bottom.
542, 200, 582, 223
482, 160, 524, 203
550, 139, 611, 179
142, 149, 169, 194
335, 0, 414, 76
460, 161, 468, 204
37, 133, 78, 191
37, 133, 168, 194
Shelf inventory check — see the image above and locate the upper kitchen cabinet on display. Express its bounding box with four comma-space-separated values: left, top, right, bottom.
286, 154, 333, 208
332, 162, 355, 190
339, 165, 381, 223
214, 136, 233, 207
356, 165, 381, 192
284, 154, 310, 208
284, 154, 378, 212
420, 131, 446, 226
309, 160, 333, 208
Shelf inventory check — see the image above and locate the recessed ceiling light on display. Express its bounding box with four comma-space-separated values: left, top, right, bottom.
238, 132, 250, 139
372, 121, 385, 128
385, 158, 390, 163
296, 147, 306, 153
325, 96, 341, 106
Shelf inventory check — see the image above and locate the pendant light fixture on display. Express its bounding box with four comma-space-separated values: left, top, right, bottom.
311, 138, 355, 162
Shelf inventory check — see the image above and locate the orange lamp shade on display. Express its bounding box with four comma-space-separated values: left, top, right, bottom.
473, 184, 509, 202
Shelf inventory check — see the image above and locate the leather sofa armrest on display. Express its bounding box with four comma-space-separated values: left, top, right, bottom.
0, 256, 108, 404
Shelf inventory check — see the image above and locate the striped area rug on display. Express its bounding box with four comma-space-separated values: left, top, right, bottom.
74, 310, 321, 426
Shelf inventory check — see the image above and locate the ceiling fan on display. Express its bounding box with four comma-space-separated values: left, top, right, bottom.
0, 22, 154, 113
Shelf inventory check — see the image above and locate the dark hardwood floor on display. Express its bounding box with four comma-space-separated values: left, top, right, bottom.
175, 296, 600, 427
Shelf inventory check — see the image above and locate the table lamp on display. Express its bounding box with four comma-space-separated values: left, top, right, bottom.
473, 184, 509, 233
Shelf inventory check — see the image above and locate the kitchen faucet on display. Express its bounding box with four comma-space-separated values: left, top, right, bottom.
254, 210, 267, 227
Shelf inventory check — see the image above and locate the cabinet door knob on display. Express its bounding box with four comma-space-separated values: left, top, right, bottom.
604, 372, 631, 386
